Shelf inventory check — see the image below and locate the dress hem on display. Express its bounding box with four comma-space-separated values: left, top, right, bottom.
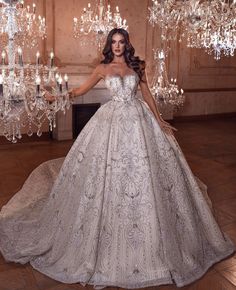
30, 246, 235, 289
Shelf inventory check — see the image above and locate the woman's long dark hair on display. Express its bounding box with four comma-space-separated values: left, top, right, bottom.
101, 28, 145, 81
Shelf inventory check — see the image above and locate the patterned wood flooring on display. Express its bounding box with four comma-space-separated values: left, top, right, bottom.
0, 117, 235, 290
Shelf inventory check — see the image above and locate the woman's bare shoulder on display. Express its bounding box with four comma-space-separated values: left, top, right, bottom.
94, 63, 110, 79
95, 63, 110, 71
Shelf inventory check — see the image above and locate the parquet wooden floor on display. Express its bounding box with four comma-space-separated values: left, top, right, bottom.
0, 117, 235, 290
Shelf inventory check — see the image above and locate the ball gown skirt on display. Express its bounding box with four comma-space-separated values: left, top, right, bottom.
0, 74, 235, 289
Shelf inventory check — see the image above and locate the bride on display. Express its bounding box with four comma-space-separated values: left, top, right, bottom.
0, 28, 235, 289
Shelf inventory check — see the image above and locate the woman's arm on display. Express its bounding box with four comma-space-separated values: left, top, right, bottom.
139, 69, 177, 134
69, 65, 104, 97
45, 65, 104, 101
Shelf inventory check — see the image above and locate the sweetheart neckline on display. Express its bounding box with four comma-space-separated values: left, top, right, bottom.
104, 73, 138, 82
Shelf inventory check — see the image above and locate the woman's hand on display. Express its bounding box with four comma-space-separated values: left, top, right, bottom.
159, 119, 177, 135
43, 88, 76, 101
44, 92, 56, 102
68, 89, 77, 99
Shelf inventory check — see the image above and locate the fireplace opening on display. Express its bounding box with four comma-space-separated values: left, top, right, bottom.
72, 103, 100, 138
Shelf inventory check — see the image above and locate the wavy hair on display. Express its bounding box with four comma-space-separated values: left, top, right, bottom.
101, 28, 145, 81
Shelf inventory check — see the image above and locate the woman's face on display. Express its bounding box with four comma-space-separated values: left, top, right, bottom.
111, 33, 125, 57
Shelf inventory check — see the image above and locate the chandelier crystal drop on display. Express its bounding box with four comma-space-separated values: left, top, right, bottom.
0, 0, 71, 143
148, 0, 236, 60
150, 49, 185, 110
73, 0, 128, 50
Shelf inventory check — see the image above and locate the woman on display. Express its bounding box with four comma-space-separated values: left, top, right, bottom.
0, 28, 235, 289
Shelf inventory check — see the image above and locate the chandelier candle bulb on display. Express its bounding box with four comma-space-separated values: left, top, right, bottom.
36, 51, 40, 65
0, 75, 3, 96
50, 52, 54, 67
58, 76, 63, 93
1, 51, 6, 65
116, 6, 119, 13
64, 74, 69, 90
33, 3, 36, 14
36, 76, 41, 95
158, 51, 165, 59
18, 47, 23, 67
55, 73, 60, 87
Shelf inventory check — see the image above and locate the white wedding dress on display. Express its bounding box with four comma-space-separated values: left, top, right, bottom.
0, 73, 235, 289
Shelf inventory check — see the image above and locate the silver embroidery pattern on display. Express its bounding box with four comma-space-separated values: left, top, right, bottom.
0, 74, 235, 289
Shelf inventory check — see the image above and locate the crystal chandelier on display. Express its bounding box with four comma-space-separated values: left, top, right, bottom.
150, 49, 185, 110
73, 0, 128, 50
0, 0, 71, 143
0, 0, 46, 49
148, 0, 236, 60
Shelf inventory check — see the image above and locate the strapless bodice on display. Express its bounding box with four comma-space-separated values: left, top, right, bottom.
105, 73, 139, 102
